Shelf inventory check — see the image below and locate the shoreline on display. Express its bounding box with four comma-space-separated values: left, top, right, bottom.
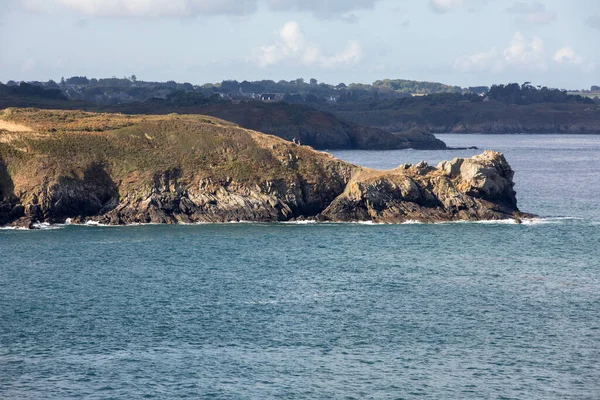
0, 217, 581, 231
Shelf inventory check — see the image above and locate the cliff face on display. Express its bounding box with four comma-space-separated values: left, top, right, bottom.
0, 109, 530, 228
323, 151, 522, 222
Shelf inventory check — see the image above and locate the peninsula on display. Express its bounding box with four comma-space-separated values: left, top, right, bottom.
0, 108, 531, 228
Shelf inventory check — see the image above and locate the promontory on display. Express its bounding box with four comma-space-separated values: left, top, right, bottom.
0, 108, 531, 228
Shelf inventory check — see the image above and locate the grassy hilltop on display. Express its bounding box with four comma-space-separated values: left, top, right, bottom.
0, 107, 349, 194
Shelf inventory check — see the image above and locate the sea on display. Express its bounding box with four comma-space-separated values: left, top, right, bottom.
1, 134, 599, 399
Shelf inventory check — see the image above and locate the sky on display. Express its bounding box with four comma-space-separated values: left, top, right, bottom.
1, 0, 599, 89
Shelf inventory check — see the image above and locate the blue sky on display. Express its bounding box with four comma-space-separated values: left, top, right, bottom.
1, 0, 599, 89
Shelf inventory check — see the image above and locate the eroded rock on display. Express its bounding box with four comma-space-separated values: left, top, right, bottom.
322, 151, 529, 223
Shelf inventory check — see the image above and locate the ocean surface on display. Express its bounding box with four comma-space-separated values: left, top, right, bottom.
1, 134, 599, 399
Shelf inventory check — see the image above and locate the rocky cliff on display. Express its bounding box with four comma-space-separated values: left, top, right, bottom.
0, 109, 530, 228
323, 151, 524, 222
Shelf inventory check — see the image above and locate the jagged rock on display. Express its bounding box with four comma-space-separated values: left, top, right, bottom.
322, 151, 528, 223
12, 217, 35, 229
437, 151, 517, 208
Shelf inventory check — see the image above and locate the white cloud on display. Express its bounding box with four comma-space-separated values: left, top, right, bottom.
253, 21, 363, 68
19, 0, 379, 19
553, 47, 595, 72
454, 32, 546, 72
553, 47, 583, 65
319, 41, 363, 68
506, 2, 556, 25
453, 48, 502, 72
279, 21, 305, 51
454, 33, 598, 74
503, 32, 546, 70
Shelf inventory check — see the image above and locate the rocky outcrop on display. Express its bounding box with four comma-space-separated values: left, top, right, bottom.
92, 169, 352, 225
3, 151, 530, 227
322, 151, 529, 223
0, 109, 530, 228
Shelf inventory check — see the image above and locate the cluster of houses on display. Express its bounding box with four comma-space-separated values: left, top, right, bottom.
216, 92, 285, 102
216, 90, 342, 103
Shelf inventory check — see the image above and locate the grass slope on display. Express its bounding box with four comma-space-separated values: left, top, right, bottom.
0, 108, 350, 199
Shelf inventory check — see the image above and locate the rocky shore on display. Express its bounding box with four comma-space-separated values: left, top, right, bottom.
0, 109, 531, 228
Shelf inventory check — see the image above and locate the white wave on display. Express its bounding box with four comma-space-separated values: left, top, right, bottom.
520, 217, 585, 225
0, 222, 66, 230
1, 215, 589, 231
83, 220, 159, 227
393, 217, 584, 226
84, 220, 103, 226
470, 219, 521, 225
31, 222, 65, 230
79, 217, 577, 227
83, 220, 126, 227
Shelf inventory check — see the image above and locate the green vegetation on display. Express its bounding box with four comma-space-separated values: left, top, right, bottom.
0, 82, 66, 101
3, 76, 598, 109
0, 108, 346, 193
487, 83, 595, 105
0, 76, 465, 107
311, 82, 600, 133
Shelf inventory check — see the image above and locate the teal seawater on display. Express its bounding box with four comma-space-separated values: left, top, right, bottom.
1, 135, 600, 399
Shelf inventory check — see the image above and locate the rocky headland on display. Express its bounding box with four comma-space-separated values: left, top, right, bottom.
0, 108, 531, 228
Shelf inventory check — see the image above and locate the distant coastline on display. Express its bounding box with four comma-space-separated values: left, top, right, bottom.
2, 80, 599, 151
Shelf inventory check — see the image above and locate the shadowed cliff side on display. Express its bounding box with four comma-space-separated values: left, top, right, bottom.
195, 102, 447, 150
0, 158, 17, 226
0, 108, 530, 228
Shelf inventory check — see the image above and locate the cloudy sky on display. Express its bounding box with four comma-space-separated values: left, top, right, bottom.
1, 0, 599, 88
